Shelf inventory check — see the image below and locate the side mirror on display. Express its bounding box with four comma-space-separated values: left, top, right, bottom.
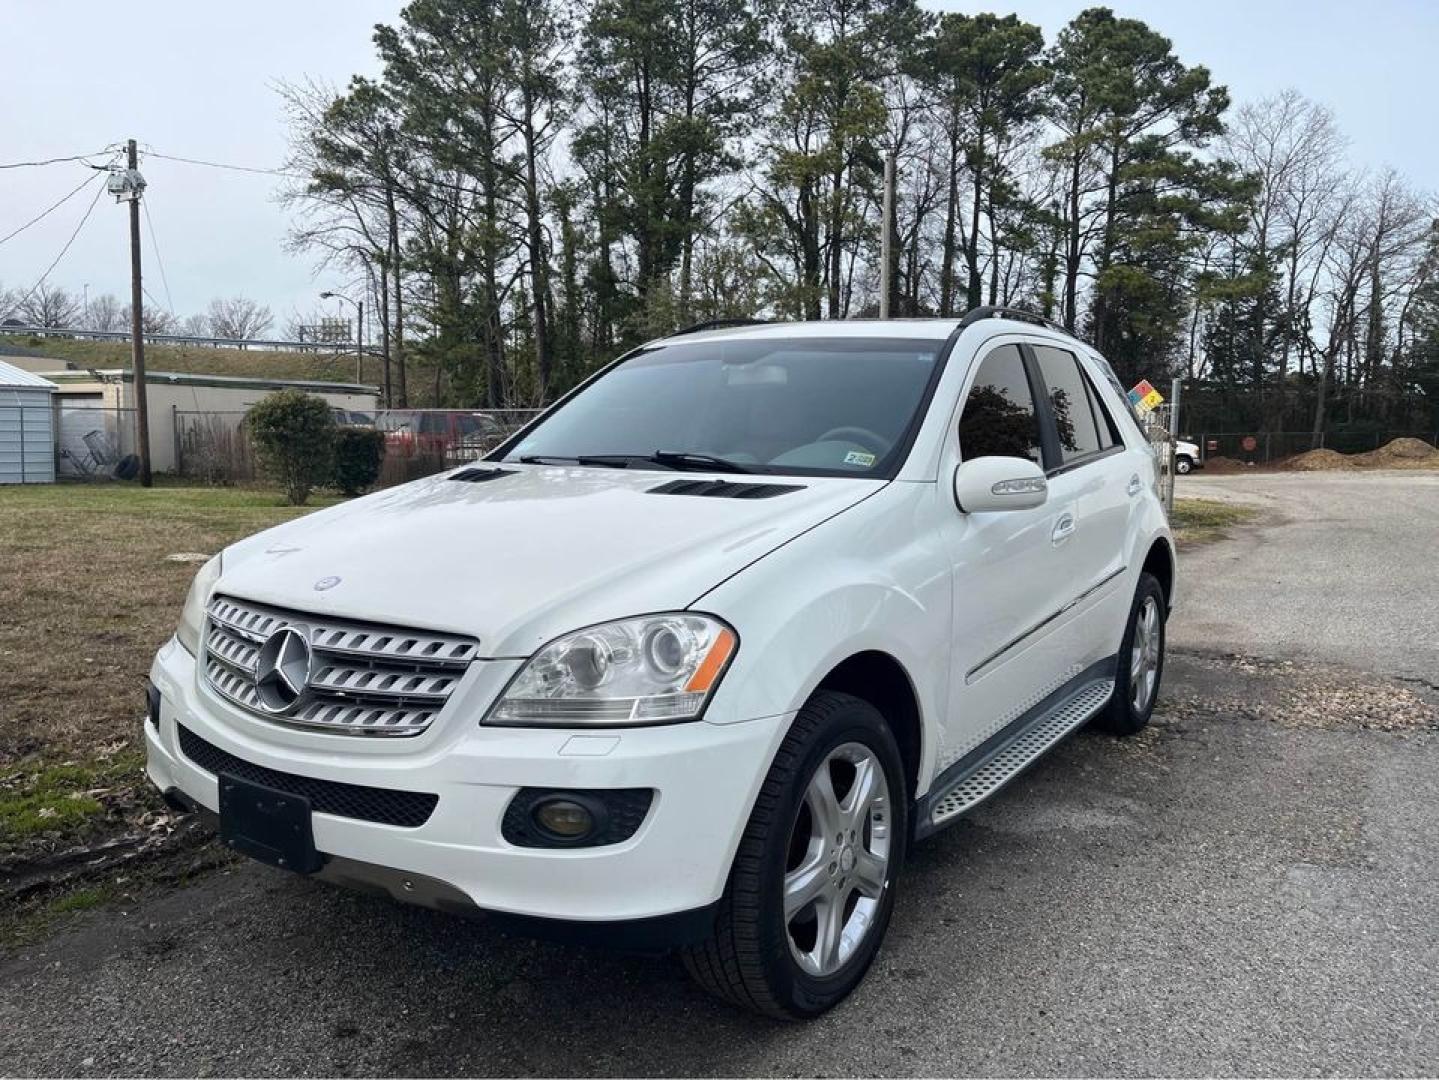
953, 456, 1048, 513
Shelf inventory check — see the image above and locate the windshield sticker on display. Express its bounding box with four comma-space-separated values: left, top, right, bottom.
843, 450, 877, 467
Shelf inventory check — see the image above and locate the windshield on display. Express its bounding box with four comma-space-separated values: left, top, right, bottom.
500, 336, 945, 477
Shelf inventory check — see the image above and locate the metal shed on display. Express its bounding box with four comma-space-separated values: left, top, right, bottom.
0, 359, 57, 484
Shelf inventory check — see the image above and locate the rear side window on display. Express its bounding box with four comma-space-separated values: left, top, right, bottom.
1092, 352, 1147, 441
1083, 374, 1122, 450
958, 345, 1043, 466
1033, 345, 1103, 465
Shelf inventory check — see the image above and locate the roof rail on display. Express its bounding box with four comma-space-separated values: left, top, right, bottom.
957, 306, 1077, 338
670, 317, 770, 337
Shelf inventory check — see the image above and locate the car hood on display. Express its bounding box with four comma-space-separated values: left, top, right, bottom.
219, 465, 881, 657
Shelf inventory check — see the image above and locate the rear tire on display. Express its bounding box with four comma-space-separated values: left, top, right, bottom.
1093, 572, 1166, 736
682, 691, 907, 1019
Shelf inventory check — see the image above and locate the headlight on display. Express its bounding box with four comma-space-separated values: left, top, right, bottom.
485, 614, 737, 727
175, 553, 223, 656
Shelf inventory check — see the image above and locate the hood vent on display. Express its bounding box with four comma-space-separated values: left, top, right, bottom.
450, 466, 516, 483
647, 478, 805, 500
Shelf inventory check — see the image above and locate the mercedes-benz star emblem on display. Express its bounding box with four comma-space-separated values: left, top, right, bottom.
254, 626, 312, 713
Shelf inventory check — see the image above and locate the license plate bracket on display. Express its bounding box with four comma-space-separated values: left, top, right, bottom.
218, 773, 323, 874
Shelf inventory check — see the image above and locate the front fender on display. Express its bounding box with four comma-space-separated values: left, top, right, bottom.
695, 484, 951, 788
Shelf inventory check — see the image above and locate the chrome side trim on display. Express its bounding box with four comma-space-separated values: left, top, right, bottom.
965, 565, 1128, 684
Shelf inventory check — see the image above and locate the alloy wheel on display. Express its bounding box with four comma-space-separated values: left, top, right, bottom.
1130, 595, 1161, 713
783, 742, 892, 978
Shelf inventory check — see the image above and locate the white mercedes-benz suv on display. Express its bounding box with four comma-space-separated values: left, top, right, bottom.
145, 309, 1174, 1018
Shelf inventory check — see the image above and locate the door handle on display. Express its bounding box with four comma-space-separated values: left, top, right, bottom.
1126, 474, 1142, 497
1052, 512, 1076, 545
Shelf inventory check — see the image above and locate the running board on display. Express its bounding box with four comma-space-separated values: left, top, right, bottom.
921, 677, 1115, 834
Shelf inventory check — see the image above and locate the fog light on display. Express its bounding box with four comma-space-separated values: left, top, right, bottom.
533, 798, 594, 840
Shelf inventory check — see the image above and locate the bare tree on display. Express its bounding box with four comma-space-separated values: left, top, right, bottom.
1225, 90, 1348, 400
178, 313, 210, 336
17, 283, 82, 328
84, 293, 126, 332
206, 296, 275, 339
122, 305, 178, 335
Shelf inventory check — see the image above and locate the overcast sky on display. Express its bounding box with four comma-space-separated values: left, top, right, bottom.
2, 0, 1435, 335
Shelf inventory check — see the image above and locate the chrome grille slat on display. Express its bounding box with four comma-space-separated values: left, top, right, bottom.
203, 595, 476, 737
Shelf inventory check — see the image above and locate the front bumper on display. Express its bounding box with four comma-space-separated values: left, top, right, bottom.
146, 637, 790, 926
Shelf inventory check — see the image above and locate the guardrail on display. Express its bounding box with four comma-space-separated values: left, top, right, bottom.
0, 324, 376, 354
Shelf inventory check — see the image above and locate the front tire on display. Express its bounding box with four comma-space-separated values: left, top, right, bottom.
1175, 455, 1193, 474
1093, 571, 1166, 736
682, 691, 907, 1019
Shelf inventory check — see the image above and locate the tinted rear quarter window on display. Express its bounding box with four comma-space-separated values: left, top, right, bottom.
1033, 345, 1103, 465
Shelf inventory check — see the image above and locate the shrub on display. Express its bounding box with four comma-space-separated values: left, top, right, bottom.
332, 426, 386, 495
244, 390, 336, 505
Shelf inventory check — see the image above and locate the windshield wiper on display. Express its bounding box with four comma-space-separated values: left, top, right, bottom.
518, 451, 756, 474
648, 450, 756, 474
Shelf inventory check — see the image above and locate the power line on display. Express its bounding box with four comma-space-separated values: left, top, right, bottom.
142, 198, 175, 313
0, 172, 103, 248
12, 181, 107, 314
146, 151, 300, 179
0, 150, 114, 170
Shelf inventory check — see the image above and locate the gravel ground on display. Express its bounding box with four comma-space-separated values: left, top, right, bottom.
2, 473, 1437, 1076
1172, 469, 1439, 683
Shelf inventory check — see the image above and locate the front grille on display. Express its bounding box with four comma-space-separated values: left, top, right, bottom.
203, 595, 478, 737
177, 724, 438, 828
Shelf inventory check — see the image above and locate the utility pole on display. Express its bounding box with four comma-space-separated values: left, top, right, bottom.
879, 153, 895, 319
123, 139, 153, 486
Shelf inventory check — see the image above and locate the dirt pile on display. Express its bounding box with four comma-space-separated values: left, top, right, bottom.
1201, 455, 1247, 472
1280, 448, 1357, 471
1350, 437, 1439, 469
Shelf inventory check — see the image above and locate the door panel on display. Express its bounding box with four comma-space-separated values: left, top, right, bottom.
937, 343, 1080, 775
1031, 345, 1137, 667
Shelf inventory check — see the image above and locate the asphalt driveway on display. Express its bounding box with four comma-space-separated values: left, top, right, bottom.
1172, 469, 1439, 682
1, 471, 1436, 1077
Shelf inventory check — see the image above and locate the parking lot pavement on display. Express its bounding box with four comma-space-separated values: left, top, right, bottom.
2, 648, 1436, 1078
1173, 469, 1439, 683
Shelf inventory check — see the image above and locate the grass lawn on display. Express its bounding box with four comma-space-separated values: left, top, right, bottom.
0, 483, 338, 863
1171, 497, 1258, 546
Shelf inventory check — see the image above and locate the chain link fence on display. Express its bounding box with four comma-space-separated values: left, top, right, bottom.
172, 408, 541, 488
1141, 404, 1177, 513
1187, 428, 1439, 466
55, 404, 138, 479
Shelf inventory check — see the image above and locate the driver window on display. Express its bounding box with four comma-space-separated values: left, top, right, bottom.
957, 345, 1043, 465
